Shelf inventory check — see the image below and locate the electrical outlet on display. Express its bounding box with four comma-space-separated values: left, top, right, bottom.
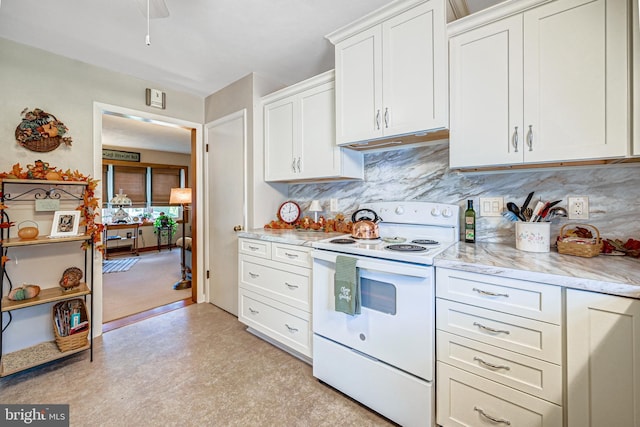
330, 198, 339, 212
479, 197, 504, 217
568, 196, 589, 220
138, 229, 143, 235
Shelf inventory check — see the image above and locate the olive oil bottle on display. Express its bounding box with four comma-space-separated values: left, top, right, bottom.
464, 200, 476, 243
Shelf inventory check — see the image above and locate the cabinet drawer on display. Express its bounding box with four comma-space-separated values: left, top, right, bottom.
238, 238, 271, 259
436, 268, 561, 324
437, 362, 562, 427
239, 290, 311, 357
437, 331, 562, 404
239, 255, 310, 312
272, 243, 311, 268
436, 299, 561, 363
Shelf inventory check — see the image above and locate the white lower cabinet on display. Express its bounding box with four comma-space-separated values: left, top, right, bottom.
238, 238, 312, 359
566, 289, 640, 427
436, 267, 562, 426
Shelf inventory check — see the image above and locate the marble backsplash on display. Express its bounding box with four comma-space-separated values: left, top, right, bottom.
288, 143, 640, 244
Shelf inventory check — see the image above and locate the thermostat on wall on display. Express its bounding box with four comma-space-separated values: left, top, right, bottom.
145, 88, 166, 109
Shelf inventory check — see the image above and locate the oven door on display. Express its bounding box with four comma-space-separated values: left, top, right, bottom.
311, 249, 434, 381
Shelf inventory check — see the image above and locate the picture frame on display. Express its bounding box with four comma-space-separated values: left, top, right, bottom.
50, 210, 81, 237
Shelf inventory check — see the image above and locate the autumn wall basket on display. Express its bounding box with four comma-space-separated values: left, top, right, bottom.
15, 108, 72, 153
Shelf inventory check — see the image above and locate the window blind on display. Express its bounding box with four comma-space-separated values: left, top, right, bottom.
113, 165, 147, 205
151, 167, 181, 205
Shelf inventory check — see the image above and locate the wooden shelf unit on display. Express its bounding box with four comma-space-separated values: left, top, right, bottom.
1, 283, 90, 312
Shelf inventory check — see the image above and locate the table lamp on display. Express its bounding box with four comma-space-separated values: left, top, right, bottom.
309, 200, 322, 222
170, 187, 192, 290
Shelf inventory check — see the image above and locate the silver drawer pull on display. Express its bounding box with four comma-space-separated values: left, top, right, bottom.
248, 245, 260, 251
285, 282, 299, 289
284, 252, 299, 259
249, 272, 260, 278
473, 356, 511, 371
474, 406, 511, 425
285, 324, 299, 333
249, 308, 259, 315
473, 322, 510, 335
472, 287, 509, 298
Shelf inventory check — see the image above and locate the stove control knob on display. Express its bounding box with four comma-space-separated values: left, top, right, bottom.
442, 208, 453, 218
395, 206, 404, 215
431, 207, 441, 216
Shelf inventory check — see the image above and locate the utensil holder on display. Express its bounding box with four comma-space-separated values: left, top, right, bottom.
515, 222, 551, 253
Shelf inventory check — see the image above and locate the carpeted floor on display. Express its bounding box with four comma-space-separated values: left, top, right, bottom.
102, 250, 191, 322
0, 304, 394, 426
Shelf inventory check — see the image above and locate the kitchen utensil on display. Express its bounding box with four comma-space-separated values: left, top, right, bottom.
523, 208, 533, 221
351, 208, 381, 239
520, 191, 535, 213
529, 200, 546, 222
539, 200, 562, 221
547, 206, 568, 221
501, 210, 520, 222
506, 202, 525, 221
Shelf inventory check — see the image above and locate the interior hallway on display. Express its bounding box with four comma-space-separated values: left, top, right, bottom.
0, 304, 393, 426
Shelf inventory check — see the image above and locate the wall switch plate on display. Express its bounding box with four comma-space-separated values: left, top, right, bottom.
330, 198, 339, 212
568, 196, 589, 219
479, 197, 504, 217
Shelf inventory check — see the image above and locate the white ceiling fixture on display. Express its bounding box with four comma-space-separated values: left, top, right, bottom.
136, 0, 170, 46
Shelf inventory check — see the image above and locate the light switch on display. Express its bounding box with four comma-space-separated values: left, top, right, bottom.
479, 197, 504, 217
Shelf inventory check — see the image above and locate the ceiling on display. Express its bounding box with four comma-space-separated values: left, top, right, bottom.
0, 0, 503, 154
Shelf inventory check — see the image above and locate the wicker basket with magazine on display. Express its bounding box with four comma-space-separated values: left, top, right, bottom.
52, 298, 90, 352
557, 223, 602, 258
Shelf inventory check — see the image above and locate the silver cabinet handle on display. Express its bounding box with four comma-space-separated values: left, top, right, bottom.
474, 407, 511, 425
384, 107, 389, 128
285, 282, 299, 289
248, 272, 259, 279
249, 308, 259, 314
513, 126, 519, 152
285, 324, 299, 333
296, 157, 301, 173
284, 252, 298, 258
472, 287, 509, 298
473, 356, 511, 371
375, 109, 381, 130
473, 322, 510, 335
248, 245, 260, 251
527, 125, 533, 151
291, 158, 296, 172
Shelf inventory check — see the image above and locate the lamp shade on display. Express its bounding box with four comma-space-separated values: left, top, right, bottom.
110, 189, 132, 206
309, 200, 322, 212
169, 187, 192, 205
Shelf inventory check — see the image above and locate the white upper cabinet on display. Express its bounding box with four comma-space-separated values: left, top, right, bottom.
328, 0, 448, 146
449, 0, 629, 169
263, 71, 364, 183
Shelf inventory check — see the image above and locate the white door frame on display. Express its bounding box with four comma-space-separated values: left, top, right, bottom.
93, 102, 205, 335
204, 109, 247, 305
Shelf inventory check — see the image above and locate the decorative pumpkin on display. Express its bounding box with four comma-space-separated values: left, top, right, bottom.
59, 267, 83, 291
8, 284, 41, 301
45, 170, 62, 181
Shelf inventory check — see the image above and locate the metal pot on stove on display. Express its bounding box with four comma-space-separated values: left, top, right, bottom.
351, 208, 381, 239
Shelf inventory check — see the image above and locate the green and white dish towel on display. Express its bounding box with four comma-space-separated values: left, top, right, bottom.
334, 255, 360, 315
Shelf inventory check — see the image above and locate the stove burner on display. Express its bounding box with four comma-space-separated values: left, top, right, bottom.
411, 239, 439, 245
386, 244, 428, 252
330, 238, 356, 244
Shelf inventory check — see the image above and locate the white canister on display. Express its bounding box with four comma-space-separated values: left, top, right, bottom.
515, 222, 551, 253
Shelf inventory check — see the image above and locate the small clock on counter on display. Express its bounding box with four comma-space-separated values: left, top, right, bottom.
277, 200, 301, 224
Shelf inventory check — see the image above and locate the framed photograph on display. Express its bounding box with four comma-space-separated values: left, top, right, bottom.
50, 211, 81, 237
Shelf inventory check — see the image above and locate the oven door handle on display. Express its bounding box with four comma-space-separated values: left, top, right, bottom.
311, 250, 431, 278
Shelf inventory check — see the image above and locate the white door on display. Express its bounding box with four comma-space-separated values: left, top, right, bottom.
449, 15, 524, 168
205, 110, 246, 315
382, 0, 447, 136
566, 289, 640, 427
334, 25, 383, 145
523, 0, 628, 163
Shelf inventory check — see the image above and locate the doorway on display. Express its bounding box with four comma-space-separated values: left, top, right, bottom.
93, 102, 203, 333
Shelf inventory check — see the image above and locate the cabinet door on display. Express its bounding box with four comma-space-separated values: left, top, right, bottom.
298, 82, 340, 179
449, 15, 524, 168
382, 0, 447, 137
334, 25, 383, 145
523, 0, 628, 163
264, 97, 297, 181
567, 289, 640, 427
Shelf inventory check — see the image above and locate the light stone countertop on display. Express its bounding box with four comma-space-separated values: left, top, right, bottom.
436, 242, 640, 299
238, 229, 345, 247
